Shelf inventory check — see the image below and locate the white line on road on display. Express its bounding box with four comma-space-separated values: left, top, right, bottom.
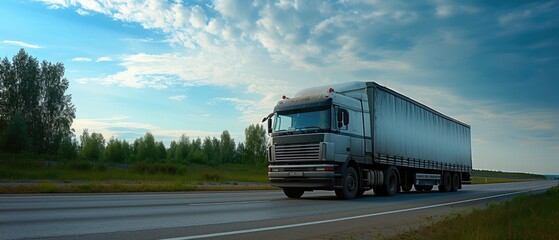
188, 200, 269, 206
162, 186, 551, 240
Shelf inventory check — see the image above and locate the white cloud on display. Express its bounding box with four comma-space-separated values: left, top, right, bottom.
436, 5, 452, 17
189, 5, 207, 29
96, 56, 112, 62
2, 40, 43, 49
72, 57, 92, 62
72, 116, 224, 145
76, 8, 89, 15
168, 95, 186, 101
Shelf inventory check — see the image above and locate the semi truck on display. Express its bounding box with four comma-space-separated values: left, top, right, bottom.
263, 82, 472, 199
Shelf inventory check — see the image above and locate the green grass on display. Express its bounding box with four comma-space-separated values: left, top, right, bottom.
472, 169, 546, 180
391, 185, 559, 240
470, 169, 547, 184
470, 176, 542, 184
0, 153, 272, 193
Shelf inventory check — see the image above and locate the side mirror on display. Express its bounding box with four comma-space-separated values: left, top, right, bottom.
267, 118, 272, 134
337, 109, 349, 128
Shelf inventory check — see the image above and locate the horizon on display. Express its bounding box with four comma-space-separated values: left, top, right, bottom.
1, 0, 558, 174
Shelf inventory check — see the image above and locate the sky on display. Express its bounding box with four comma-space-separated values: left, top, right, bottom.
0, 0, 558, 174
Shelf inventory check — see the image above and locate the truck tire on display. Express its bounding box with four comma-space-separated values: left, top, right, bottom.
374, 167, 399, 196
283, 188, 304, 199
335, 166, 359, 200
439, 171, 452, 192
451, 172, 460, 192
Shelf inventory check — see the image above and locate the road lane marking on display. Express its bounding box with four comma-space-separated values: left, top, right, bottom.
162, 186, 552, 240
189, 200, 269, 206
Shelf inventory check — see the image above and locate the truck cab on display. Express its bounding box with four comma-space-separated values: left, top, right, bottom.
265, 84, 370, 199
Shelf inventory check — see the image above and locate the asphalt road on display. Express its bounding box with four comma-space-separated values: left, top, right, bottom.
0, 180, 556, 240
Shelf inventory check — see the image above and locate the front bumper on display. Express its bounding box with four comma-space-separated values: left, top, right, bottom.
268, 164, 342, 190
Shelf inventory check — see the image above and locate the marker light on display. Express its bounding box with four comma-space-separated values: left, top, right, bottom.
316, 166, 335, 171
282, 95, 287, 99
328, 87, 335, 93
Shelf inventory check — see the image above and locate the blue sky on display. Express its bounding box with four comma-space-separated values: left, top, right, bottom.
0, 0, 558, 174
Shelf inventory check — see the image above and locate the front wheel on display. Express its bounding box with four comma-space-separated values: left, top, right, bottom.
283, 188, 304, 199
335, 166, 359, 200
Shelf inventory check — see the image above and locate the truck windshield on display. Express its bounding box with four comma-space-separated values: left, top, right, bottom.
274, 107, 331, 133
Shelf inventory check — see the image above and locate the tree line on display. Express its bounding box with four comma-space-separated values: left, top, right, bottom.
0, 49, 267, 166
73, 125, 266, 165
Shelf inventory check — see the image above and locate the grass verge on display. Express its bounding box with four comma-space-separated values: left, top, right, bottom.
0, 182, 279, 194
0, 153, 272, 193
470, 176, 542, 184
390, 185, 559, 240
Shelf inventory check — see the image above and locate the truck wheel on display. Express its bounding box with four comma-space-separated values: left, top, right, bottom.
283, 188, 304, 199
335, 166, 358, 200
439, 172, 452, 192
375, 167, 398, 196
451, 173, 460, 192
386, 167, 399, 196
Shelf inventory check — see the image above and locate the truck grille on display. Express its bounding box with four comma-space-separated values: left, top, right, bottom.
274, 143, 321, 162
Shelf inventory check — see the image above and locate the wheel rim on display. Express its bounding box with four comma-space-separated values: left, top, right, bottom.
347, 173, 356, 192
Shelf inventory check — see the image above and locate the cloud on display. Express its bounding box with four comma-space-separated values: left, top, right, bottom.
96, 57, 112, 62
2, 40, 43, 49
72, 57, 91, 62
76, 8, 89, 15
72, 116, 225, 145
168, 95, 186, 101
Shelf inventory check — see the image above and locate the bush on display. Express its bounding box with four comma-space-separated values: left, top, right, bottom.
202, 172, 222, 182
66, 160, 93, 171
133, 162, 179, 175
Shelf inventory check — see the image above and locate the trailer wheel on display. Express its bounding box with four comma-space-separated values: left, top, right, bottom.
375, 167, 398, 196
386, 167, 399, 196
451, 173, 460, 192
283, 188, 304, 199
335, 166, 359, 200
439, 172, 452, 192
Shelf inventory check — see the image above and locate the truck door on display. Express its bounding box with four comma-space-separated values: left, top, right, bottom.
335, 107, 351, 161
349, 109, 364, 157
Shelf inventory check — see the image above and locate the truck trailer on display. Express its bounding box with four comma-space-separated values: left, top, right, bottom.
263, 82, 472, 199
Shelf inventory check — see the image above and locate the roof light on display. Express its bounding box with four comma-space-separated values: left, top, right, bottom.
328, 87, 335, 93
282, 95, 288, 99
